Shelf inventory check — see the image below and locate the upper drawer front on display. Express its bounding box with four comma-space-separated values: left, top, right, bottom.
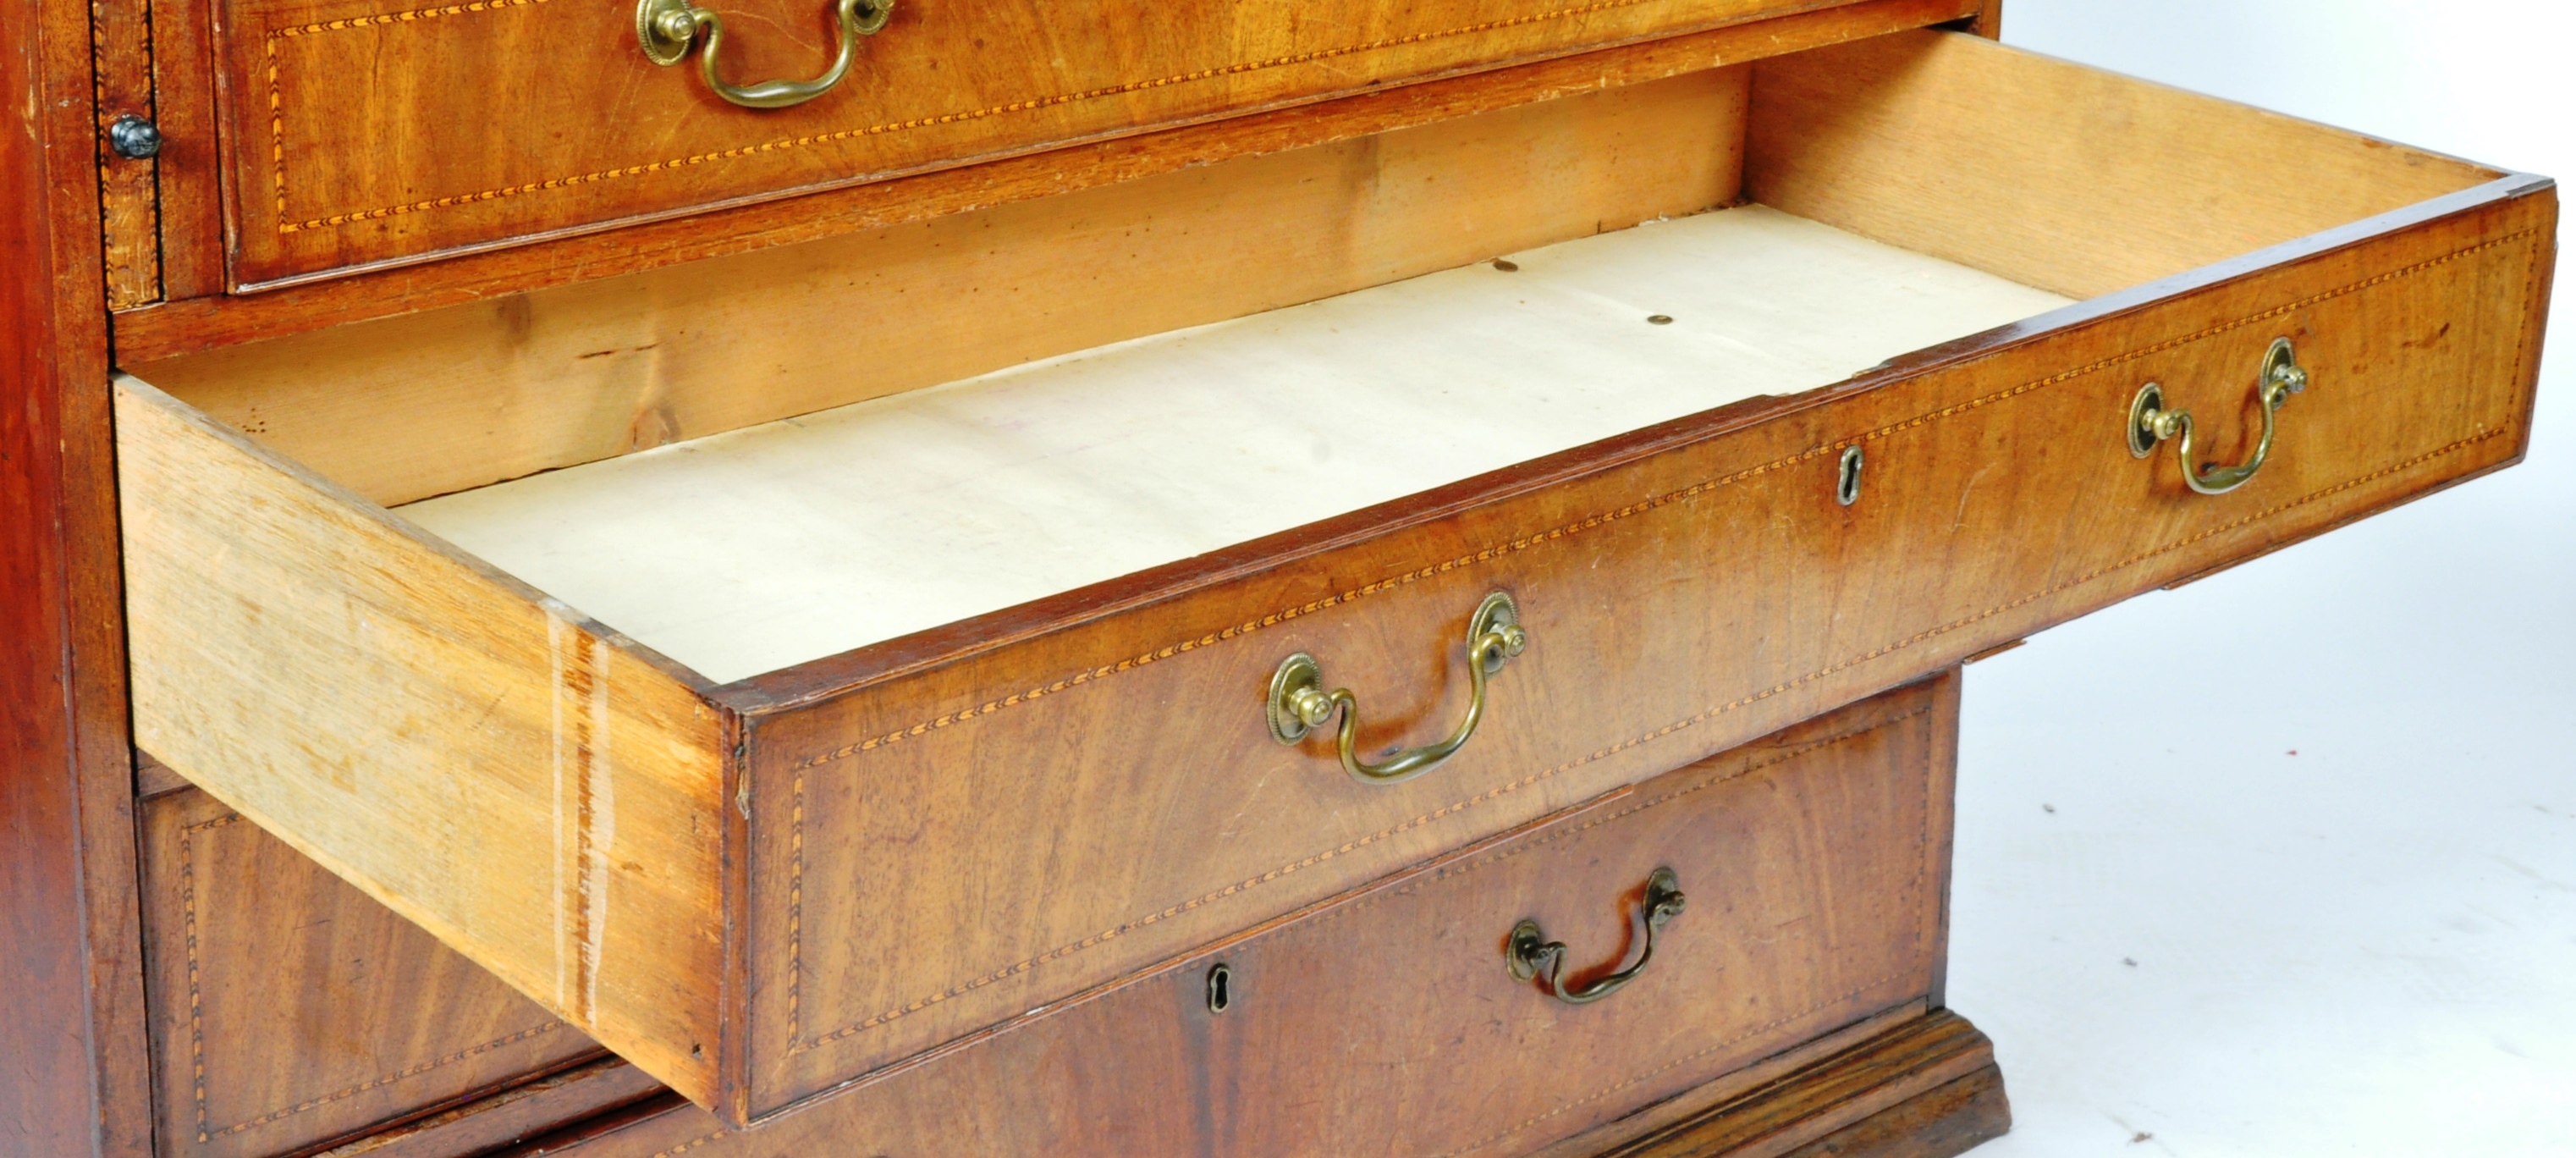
218, 0, 1851, 286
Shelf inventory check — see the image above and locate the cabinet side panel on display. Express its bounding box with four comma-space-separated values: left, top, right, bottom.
3, 0, 156, 1149
114, 375, 727, 1106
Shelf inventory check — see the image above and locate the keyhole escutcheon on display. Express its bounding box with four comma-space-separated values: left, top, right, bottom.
1206, 962, 1232, 1013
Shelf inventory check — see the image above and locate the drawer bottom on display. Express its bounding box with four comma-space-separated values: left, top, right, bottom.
521, 670, 1971, 1157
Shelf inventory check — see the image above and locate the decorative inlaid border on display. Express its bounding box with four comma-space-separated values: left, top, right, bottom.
773, 224, 2536, 1057
177, 811, 570, 1144
261, 0, 1670, 234
90, 0, 163, 307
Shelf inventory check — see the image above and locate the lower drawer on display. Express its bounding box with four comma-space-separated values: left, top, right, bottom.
137, 781, 663, 1158
527, 673, 1957, 1157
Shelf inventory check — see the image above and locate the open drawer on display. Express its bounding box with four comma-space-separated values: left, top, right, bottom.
119, 30, 2554, 1125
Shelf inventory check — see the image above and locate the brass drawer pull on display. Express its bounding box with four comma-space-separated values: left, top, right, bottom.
636, 0, 891, 110
2128, 337, 2309, 495
1265, 591, 1527, 785
1506, 867, 1687, 1006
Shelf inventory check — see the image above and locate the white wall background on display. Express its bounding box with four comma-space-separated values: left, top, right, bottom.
1949, 3, 2576, 1155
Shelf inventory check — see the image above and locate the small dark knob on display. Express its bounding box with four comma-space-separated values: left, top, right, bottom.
107, 114, 161, 160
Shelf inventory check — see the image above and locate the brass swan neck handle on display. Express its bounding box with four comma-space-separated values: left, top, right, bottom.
1266, 592, 1528, 785
1506, 867, 1687, 1006
637, 0, 891, 110
2129, 337, 2310, 495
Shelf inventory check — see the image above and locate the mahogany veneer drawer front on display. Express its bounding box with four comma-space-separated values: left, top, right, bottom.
119, 29, 2553, 1128
201, 0, 1948, 288
137, 782, 663, 1158
527, 676, 1958, 1157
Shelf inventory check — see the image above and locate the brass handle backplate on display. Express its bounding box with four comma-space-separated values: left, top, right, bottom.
1266, 591, 1527, 785
637, 0, 890, 109
2128, 337, 2309, 495
1506, 867, 1687, 1006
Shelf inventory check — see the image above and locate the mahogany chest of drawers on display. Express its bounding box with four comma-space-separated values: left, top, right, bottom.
3, 0, 2553, 1155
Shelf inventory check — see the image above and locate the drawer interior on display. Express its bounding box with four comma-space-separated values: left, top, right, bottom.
394, 206, 2064, 681
124, 30, 2499, 687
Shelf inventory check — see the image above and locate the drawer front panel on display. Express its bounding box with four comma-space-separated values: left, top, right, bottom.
140, 786, 605, 1158
745, 184, 2550, 1109
215, 0, 1861, 286
572, 678, 1952, 1156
